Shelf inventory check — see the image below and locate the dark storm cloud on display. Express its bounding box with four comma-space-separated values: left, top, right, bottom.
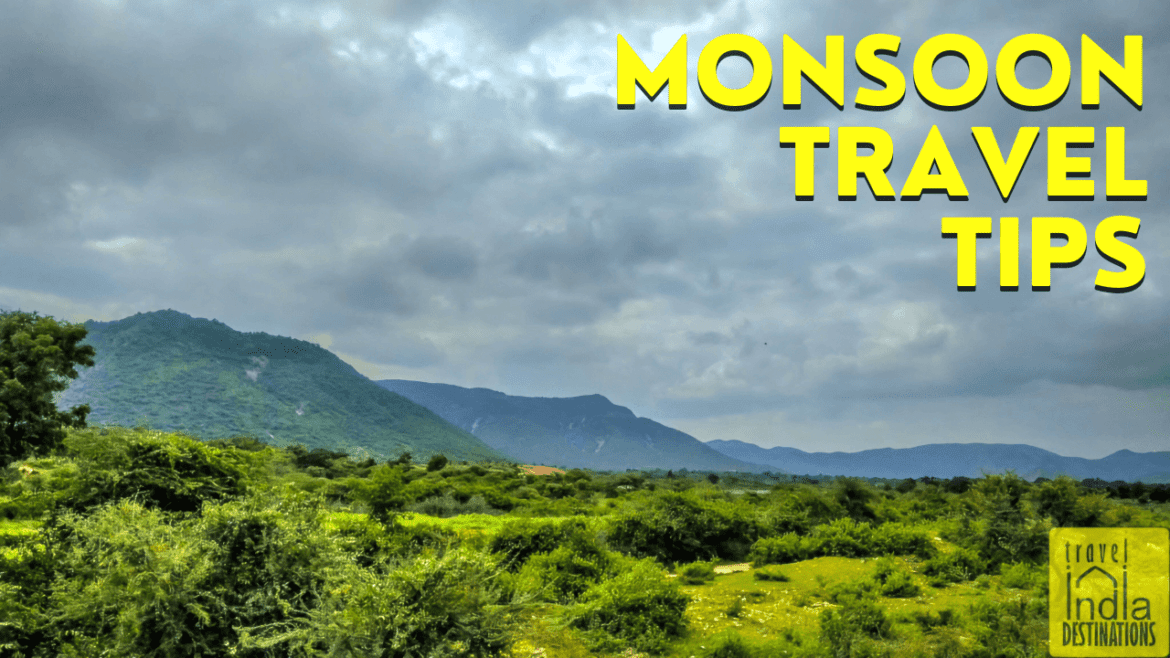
406, 237, 478, 281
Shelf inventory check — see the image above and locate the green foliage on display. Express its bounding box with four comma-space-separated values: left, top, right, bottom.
699, 631, 757, 658
351, 463, 406, 521
566, 557, 689, 655
752, 565, 790, 582
757, 487, 843, 535
749, 533, 811, 566
922, 547, 986, 586
0, 311, 95, 464
62, 427, 246, 512
835, 478, 878, 521
973, 473, 1046, 568
749, 520, 934, 566
63, 310, 507, 463
999, 561, 1042, 590
1031, 475, 1112, 527
725, 596, 746, 618
516, 533, 616, 604
2, 425, 1165, 658
427, 453, 449, 472
870, 557, 920, 598
606, 490, 757, 564
679, 560, 717, 585
489, 518, 596, 572
820, 595, 891, 658
247, 546, 512, 657
965, 597, 1047, 658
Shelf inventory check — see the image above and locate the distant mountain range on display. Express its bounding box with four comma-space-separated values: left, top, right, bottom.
704, 439, 1170, 483
58, 310, 506, 462
376, 380, 767, 472
53, 309, 1170, 481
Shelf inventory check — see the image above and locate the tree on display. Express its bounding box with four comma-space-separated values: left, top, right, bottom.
0, 310, 95, 463
426, 453, 449, 472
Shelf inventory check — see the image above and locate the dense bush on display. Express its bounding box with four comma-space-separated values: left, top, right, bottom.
749, 519, 934, 566
489, 518, 597, 572
607, 491, 758, 564
678, 560, 717, 585
922, 547, 986, 586
973, 474, 1046, 568
62, 428, 246, 512
427, 454, 449, 472
820, 595, 891, 657
871, 557, 920, 598
250, 546, 512, 657
999, 561, 1043, 590
514, 530, 616, 603
753, 565, 791, 582
567, 558, 690, 654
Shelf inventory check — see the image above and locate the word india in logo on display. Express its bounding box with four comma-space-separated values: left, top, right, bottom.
1050, 528, 1169, 657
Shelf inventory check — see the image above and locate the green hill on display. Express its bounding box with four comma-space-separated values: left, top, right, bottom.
57, 310, 507, 462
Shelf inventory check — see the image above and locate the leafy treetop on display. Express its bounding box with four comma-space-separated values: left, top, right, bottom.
0, 310, 96, 463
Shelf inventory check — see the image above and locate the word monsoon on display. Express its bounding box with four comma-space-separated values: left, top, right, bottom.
616, 33, 1142, 111
943, 216, 1143, 292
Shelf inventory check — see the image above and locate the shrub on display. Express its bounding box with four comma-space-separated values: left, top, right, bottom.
922, 547, 986, 586
701, 631, 757, 658
48, 495, 341, 657
749, 533, 810, 566
820, 596, 891, 658
753, 565, 790, 582
63, 428, 246, 513
567, 558, 689, 654
826, 576, 879, 604
516, 532, 616, 603
427, 454, 449, 472
678, 560, 716, 585
407, 492, 499, 517
871, 557, 920, 598
750, 519, 933, 566
999, 561, 1041, 590
835, 478, 878, 521
606, 490, 758, 564
489, 518, 595, 572
974, 473, 1045, 568
249, 546, 512, 657
726, 596, 746, 618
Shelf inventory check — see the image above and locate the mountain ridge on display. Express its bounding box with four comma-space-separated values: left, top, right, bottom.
704, 439, 1170, 482
376, 379, 769, 472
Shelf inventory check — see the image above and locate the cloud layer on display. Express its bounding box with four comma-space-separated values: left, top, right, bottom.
4, 0, 1167, 457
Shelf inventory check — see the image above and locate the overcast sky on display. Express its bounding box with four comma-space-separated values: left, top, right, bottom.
3, 0, 1167, 457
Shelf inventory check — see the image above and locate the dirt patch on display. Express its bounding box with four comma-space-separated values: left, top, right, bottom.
518, 465, 566, 476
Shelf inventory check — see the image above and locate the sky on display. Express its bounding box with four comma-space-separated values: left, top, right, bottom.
2, 0, 1167, 458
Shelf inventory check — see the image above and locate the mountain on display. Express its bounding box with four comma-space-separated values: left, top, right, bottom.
375, 380, 769, 473
704, 439, 1170, 483
58, 310, 507, 462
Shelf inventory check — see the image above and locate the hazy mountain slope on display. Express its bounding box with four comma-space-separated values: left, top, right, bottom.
705, 439, 1170, 482
376, 380, 769, 472
58, 310, 507, 462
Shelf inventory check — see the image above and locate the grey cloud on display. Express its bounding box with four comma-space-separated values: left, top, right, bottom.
406, 237, 478, 281
0, 0, 1165, 457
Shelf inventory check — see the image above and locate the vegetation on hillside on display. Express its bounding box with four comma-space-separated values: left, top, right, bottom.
2, 425, 1168, 657
58, 310, 507, 462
